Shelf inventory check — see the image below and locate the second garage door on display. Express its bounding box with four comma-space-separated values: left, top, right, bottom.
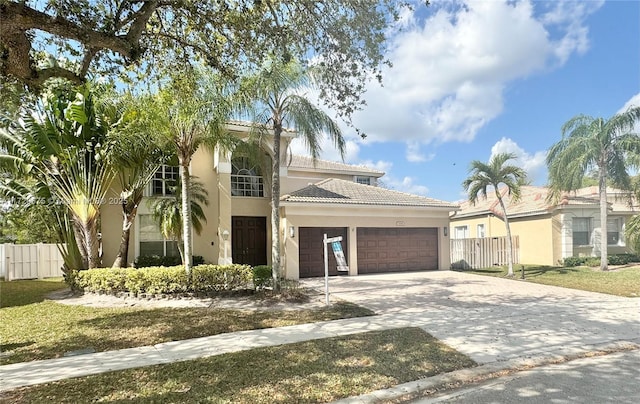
357, 228, 438, 274
298, 227, 348, 278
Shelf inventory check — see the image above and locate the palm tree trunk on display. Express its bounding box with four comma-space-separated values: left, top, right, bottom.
598, 168, 608, 271
497, 195, 515, 276
179, 157, 193, 277
113, 200, 138, 268
72, 220, 89, 269
271, 125, 282, 291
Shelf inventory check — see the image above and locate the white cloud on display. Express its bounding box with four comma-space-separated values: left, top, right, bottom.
350, 0, 603, 147
406, 141, 435, 162
382, 176, 430, 196
617, 92, 640, 135
490, 137, 547, 184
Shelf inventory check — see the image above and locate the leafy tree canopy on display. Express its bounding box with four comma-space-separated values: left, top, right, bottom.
1, 0, 424, 124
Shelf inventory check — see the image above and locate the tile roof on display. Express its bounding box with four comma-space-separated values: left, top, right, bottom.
288, 155, 384, 176
281, 178, 458, 208
455, 185, 639, 218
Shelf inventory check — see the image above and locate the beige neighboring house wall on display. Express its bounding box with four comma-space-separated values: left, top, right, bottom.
100, 123, 456, 277
450, 186, 639, 267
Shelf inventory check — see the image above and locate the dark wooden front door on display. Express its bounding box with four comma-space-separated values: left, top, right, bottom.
298, 227, 348, 278
232, 216, 267, 266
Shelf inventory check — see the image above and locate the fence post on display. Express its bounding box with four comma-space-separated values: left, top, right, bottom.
37, 243, 44, 279
5, 244, 12, 282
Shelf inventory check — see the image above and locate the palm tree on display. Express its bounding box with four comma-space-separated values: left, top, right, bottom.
142, 71, 235, 276
0, 84, 118, 269
547, 108, 640, 271
149, 176, 209, 262
463, 152, 527, 276
235, 60, 345, 289
111, 133, 166, 267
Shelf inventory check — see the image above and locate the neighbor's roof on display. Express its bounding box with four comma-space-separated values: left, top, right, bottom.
281, 178, 458, 209
288, 155, 384, 177
454, 185, 638, 219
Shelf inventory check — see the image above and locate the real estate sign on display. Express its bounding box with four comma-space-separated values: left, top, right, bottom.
331, 241, 349, 272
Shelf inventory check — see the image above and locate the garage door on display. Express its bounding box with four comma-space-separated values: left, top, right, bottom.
298, 227, 348, 278
357, 228, 438, 274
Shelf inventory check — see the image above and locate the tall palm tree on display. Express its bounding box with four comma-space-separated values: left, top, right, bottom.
149, 176, 209, 262
143, 72, 235, 275
235, 60, 345, 289
547, 108, 640, 271
463, 152, 527, 276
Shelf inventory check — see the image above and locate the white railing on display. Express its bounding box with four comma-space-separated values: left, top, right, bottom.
0, 243, 65, 281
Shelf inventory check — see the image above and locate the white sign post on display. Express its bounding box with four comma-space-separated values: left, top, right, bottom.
323, 234, 350, 305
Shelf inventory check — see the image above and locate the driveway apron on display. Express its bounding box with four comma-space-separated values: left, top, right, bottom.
301, 271, 640, 364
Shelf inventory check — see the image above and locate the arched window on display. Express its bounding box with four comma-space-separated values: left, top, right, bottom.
231, 156, 264, 197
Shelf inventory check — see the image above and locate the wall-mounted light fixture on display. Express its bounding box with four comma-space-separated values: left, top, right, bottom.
443, 227, 448, 237
222, 230, 230, 241
289, 226, 295, 238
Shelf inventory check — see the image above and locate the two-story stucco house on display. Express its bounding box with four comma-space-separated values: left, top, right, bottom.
101, 123, 458, 278
450, 185, 639, 266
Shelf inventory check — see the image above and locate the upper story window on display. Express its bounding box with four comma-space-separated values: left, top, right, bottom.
231, 156, 264, 197
152, 165, 179, 196
355, 176, 373, 185
572, 217, 591, 246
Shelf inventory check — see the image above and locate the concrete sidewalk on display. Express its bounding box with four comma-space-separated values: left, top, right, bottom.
0, 313, 416, 392
2, 271, 639, 399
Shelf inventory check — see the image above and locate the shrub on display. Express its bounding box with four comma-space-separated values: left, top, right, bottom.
73, 264, 252, 295
562, 256, 587, 267
252, 265, 273, 290
583, 257, 601, 267
608, 254, 629, 266
190, 264, 253, 292
133, 255, 205, 268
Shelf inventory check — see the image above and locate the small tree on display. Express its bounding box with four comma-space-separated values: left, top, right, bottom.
547, 108, 640, 271
463, 153, 527, 277
149, 176, 209, 262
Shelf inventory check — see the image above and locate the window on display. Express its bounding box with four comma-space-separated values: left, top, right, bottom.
138, 215, 179, 257
454, 225, 469, 239
231, 156, 264, 197
572, 217, 591, 246
152, 165, 179, 196
607, 218, 621, 245
477, 224, 486, 238
355, 176, 373, 185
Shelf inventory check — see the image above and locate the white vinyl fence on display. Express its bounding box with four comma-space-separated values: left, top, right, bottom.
451, 236, 519, 270
0, 244, 65, 281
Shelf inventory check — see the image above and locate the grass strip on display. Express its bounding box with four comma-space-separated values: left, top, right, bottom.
461, 265, 640, 297
1, 327, 476, 403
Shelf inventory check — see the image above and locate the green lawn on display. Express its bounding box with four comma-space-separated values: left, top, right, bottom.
0, 279, 373, 365
461, 265, 640, 297
0, 277, 68, 308
0, 327, 476, 403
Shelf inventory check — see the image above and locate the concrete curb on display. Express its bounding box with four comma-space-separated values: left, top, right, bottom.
332, 340, 640, 404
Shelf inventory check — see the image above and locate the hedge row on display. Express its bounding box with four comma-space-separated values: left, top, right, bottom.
562, 254, 640, 267
133, 255, 205, 268
72, 264, 254, 295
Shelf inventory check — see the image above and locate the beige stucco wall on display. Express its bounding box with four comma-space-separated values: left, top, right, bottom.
451, 214, 556, 266
282, 205, 452, 279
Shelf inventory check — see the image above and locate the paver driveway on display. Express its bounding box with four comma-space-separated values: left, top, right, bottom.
301, 270, 640, 364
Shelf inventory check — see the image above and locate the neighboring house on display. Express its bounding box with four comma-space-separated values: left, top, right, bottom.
450, 185, 639, 266
101, 122, 458, 278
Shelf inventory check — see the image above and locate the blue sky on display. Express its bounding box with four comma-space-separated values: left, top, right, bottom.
290, 0, 640, 202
